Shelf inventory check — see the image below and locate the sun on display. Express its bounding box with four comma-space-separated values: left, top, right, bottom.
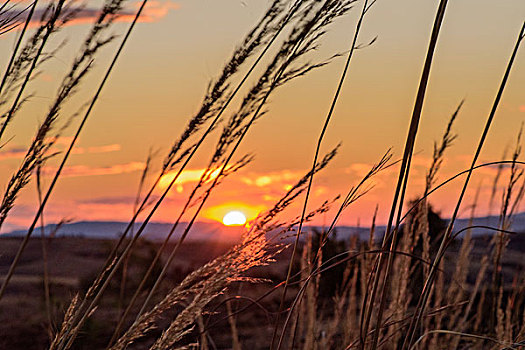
222, 211, 247, 226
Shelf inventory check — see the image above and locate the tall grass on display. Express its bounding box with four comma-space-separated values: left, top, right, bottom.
1, 1, 525, 349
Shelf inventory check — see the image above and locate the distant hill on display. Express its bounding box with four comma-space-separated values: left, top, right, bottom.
2, 221, 242, 242
3, 213, 525, 242
333, 212, 525, 240
450, 212, 525, 236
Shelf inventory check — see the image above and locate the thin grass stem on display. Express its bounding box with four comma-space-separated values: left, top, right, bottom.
402, 20, 525, 349
361, 2, 449, 348
271, 0, 370, 347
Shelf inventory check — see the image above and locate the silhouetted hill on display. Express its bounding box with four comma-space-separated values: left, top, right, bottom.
3, 220, 243, 242
3, 212, 525, 244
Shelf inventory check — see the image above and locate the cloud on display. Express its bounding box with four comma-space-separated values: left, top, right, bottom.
136, 1, 180, 22
72, 143, 122, 155
78, 195, 140, 205
0, 146, 27, 161
345, 163, 378, 178
51, 136, 74, 145
240, 170, 303, 188
42, 161, 145, 177
159, 169, 305, 193
0, 143, 121, 160
410, 154, 435, 167
1, 1, 179, 31
159, 168, 221, 193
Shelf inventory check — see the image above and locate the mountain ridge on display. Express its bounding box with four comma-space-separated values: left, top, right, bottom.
3, 212, 525, 242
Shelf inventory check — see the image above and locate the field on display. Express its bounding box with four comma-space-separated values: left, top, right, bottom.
1, 231, 525, 349
0, 237, 236, 348
0, 233, 523, 349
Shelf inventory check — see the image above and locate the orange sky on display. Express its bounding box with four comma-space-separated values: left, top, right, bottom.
1, 0, 525, 232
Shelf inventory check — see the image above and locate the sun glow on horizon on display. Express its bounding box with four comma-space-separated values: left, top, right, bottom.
222, 211, 247, 226
204, 202, 265, 225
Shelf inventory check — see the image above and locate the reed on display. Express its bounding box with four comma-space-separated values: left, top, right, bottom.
403, 21, 525, 349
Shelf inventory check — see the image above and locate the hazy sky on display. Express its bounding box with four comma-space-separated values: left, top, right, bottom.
1, 0, 525, 231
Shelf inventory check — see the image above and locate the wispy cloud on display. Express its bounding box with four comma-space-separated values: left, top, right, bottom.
135, 1, 180, 22
78, 195, 141, 205
159, 168, 221, 193
1, 1, 179, 31
73, 144, 122, 155
42, 161, 145, 178
0, 143, 121, 160
240, 170, 303, 188
0, 146, 26, 161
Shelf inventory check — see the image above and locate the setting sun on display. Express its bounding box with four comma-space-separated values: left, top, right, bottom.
222, 211, 247, 226
203, 202, 264, 225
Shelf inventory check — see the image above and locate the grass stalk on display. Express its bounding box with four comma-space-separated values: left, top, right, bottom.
271, 0, 370, 347
361, 1, 449, 348
0, 0, 65, 142
402, 21, 525, 349
117, 150, 154, 316
79, 2, 301, 326
4, 0, 151, 345
36, 165, 53, 341
226, 295, 242, 350
275, 152, 391, 349
61, 1, 340, 345
108, 2, 353, 342
0, 0, 38, 97
103, 2, 310, 344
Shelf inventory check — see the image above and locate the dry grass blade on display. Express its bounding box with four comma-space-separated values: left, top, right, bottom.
0, 0, 68, 141
426, 100, 462, 193
118, 149, 156, 316
410, 330, 524, 350
491, 125, 523, 336
0, 0, 131, 304
225, 295, 242, 350
276, 150, 392, 348
271, 0, 370, 347
83, 4, 302, 329
36, 164, 53, 340
59, 1, 341, 345
45, 2, 153, 348
118, 0, 354, 332
363, 1, 450, 348
50, 294, 81, 350
416, 102, 461, 289
111, 223, 277, 349
403, 21, 525, 349
0, 0, 38, 96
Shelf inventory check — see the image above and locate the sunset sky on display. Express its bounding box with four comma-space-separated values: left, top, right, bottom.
1, 0, 525, 232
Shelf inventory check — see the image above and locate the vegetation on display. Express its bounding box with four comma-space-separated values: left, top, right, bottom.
0, 0, 525, 349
